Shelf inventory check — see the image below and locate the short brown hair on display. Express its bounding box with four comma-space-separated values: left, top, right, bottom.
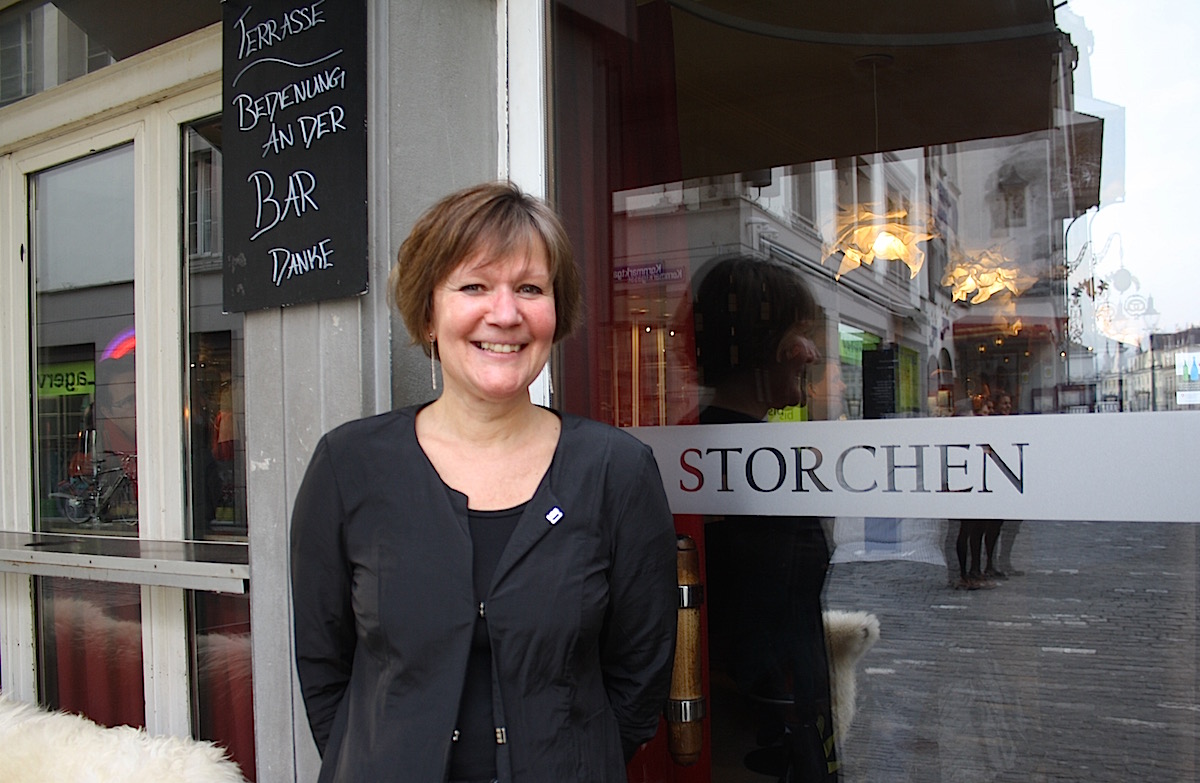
690, 254, 816, 388
390, 181, 582, 354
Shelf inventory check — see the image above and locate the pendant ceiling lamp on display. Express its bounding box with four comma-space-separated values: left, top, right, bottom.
822, 55, 936, 281
941, 247, 1036, 304
823, 205, 936, 280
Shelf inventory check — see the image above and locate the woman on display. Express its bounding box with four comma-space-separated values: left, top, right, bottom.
690, 254, 820, 423
689, 255, 840, 781
291, 182, 678, 782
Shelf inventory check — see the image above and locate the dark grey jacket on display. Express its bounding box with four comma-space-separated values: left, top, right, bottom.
291, 405, 677, 782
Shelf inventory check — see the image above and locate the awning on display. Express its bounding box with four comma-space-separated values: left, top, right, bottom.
616, 0, 1074, 187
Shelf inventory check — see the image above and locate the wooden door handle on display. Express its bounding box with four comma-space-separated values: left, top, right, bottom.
668, 535, 704, 765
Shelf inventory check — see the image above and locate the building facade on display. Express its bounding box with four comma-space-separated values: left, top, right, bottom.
1, 2, 1197, 781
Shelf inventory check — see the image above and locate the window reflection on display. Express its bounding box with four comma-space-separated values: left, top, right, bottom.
553, 1, 1200, 780
36, 577, 144, 728
553, 1, 1196, 425
688, 255, 839, 779
186, 119, 246, 541
32, 144, 137, 534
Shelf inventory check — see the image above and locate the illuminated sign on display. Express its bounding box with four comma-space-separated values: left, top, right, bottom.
1177, 352, 1200, 406
37, 361, 95, 398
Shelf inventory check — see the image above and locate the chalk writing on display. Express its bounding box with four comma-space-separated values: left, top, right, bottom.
261, 122, 295, 156
248, 169, 319, 241
235, 1, 326, 60
223, 0, 367, 311
232, 66, 346, 130
271, 238, 334, 286
298, 105, 345, 148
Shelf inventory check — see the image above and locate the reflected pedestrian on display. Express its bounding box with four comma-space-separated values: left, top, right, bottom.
689, 254, 839, 780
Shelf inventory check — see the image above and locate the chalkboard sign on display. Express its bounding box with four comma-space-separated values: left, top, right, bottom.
222, 0, 368, 312
862, 345, 897, 420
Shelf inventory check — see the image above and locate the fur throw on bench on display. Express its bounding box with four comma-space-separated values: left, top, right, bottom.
824, 609, 881, 740
0, 695, 246, 783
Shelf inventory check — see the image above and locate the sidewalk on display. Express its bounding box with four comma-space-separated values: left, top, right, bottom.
825, 519, 1199, 783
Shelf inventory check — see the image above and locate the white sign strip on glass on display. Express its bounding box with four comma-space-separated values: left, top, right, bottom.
628, 413, 1199, 523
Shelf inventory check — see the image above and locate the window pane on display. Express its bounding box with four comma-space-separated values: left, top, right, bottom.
36, 576, 145, 728
32, 144, 137, 535
191, 591, 255, 781
35, 144, 134, 291
186, 119, 246, 541
0, 0, 217, 109
185, 119, 253, 780
0, 8, 33, 106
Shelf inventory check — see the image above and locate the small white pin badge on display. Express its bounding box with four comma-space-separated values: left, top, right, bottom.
546, 507, 564, 525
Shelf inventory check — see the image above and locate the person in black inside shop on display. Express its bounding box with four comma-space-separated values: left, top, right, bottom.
688, 254, 839, 781
290, 182, 677, 783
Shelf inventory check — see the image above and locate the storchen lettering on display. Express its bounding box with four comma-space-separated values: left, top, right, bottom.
677, 442, 1026, 495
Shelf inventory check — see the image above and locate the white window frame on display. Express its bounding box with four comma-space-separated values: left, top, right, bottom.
505, 0, 553, 406
0, 25, 224, 738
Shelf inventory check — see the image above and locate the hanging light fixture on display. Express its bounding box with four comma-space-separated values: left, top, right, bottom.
941, 247, 1036, 304
822, 55, 936, 280
823, 204, 936, 279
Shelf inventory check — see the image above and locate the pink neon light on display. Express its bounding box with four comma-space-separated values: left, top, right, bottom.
101, 327, 136, 361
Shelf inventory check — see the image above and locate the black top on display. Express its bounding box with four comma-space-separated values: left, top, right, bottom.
697, 405, 839, 780
290, 404, 678, 783
449, 504, 524, 779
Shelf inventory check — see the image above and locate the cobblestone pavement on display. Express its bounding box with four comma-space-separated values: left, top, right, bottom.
824, 519, 1199, 783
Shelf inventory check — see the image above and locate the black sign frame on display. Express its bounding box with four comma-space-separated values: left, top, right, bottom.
222, 0, 368, 312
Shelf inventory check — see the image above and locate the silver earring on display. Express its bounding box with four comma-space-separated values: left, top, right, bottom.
429, 335, 438, 390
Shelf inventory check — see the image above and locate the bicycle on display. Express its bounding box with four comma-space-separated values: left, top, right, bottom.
51, 450, 137, 528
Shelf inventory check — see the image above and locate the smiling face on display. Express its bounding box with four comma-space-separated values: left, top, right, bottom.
429, 240, 557, 406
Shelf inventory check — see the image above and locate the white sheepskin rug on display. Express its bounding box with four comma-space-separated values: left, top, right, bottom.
0, 694, 246, 783
824, 609, 881, 741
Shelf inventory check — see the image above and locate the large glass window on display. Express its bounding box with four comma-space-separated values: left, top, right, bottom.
552, 2, 1199, 780
32, 144, 137, 534
18, 95, 252, 780
29, 145, 145, 728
